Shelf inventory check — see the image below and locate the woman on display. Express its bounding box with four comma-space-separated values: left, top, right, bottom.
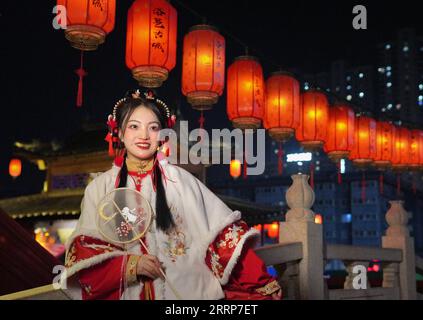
64, 89, 282, 300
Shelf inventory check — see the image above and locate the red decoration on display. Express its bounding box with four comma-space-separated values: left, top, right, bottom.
267, 222, 279, 239
296, 90, 329, 151
9, 159, 22, 178
230, 159, 241, 179
391, 126, 410, 171
374, 121, 395, 169
182, 25, 225, 110
349, 116, 377, 168
324, 104, 355, 162
227, 56, 264, 129
126, 0, 177, 88
264, 72, 300, 175
409, 129, 423, 170
58, 0, 116, 51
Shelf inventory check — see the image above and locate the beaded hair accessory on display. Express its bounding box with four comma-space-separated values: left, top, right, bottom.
105, 89, 177, 157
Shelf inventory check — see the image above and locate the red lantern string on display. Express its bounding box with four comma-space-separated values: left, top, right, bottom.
277, 142, 283, 175
337, 160, 342, 184
75, 51, 87, 108
379, 173, 384, 195
310, 162, 314, 190
361, 171, 366, 203
397, 173, 401, 196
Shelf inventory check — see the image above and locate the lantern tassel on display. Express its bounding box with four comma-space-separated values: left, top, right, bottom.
198, 111, 205, 143
75, 51, 87, 108
243, 149, 247, 179
379, 172, 384, 195
397, 173, 401, 196
337, 160, 342, 184
361, 171, 366, 203
277, 142, 283, 175
310, 162, 314, 190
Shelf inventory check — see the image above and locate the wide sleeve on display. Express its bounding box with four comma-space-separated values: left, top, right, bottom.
65, 235, 140, 300
222, 239, 282, 300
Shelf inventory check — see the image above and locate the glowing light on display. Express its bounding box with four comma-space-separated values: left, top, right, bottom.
314, 214, 323, 224
286, 153, 312, 162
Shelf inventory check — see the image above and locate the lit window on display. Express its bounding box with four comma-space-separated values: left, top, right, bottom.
387, 104, 393, 110
326, 88, 331, 92
359, 92, 364, 98
419, 101, 423, 106
336, 86, 340, 92
315, 166, 320, 171
346, 95, 352, 101
346, 76, 351, 81
381, 108, 386, 112
386, 66, 392, 71
385, 44, 391, 50
378, 67, 385, 73
403, 46, 409, 52
418, 95, 423, 101
386, 82, 392, 88
396, 104, 401, 110
304, 85, 309, 90
419, 84, 423, 90
297, 161, 303, 166
386, 71, 391, 77
347, 85, 352, 90
359, 73, 364, 78
340, 159, 345, 174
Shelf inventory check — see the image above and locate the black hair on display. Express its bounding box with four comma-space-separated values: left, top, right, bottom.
115, 90, 174, 232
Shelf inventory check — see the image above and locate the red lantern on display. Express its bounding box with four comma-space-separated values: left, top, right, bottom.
182, 25, 225, 110
267, 222, 279, 239
324, 104, 355, 162
57, 0, 116, 107
374, 121, 395, 170
409, 129, 423, 170
264, 72, 300, 175
264, 72, 300, 142
296, 90, 329, 151
227, 56, 264, 129
126, 0, 177, 88
230, 159, 241, 179
314, 214, 323, 225
392, 126, 411, 171
9, 159, 22, 178
349, 116, 377, 168
58, 0, 116, 50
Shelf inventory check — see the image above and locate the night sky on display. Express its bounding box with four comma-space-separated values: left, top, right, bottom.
1, 0, 422, 197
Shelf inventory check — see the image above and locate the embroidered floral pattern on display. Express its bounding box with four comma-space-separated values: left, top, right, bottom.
256, 280, 281, 296
162, 211, 188, 262
205, 220, 249, 279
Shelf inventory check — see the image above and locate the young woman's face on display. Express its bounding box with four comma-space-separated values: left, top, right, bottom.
120, 106, 161, 161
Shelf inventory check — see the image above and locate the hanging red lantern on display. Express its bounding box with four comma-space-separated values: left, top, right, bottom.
264, 72, 300, 142
324, 104, 355, 162
126, 0, 177, 88
267, 222, 279, 239
264, 72, 300, 175
374, 121, 395, 195
182, 25, 225, 111
349, 116, 377, 168
58, 0, 116, 51
229, 159, 241, 179
296, 90, 329, 151
391, 126, 410, 171
227, 56, 264, 130
409, 129, 423, 170
57, 0, 116, 107
9, 159, 22, 178
374, 121, 395, 170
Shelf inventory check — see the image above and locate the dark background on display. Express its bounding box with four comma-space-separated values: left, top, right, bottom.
1, 0, 422, 197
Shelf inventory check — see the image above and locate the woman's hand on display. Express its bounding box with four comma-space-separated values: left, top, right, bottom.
136, 254, 164, 280
271, 289, 282, 300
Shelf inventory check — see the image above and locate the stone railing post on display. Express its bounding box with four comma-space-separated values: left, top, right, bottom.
382, 200, 416, 300
279, 174, 325, 299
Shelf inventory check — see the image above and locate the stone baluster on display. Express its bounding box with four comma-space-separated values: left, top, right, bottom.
280, 174, 325, 299
382, 200, 416, 300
